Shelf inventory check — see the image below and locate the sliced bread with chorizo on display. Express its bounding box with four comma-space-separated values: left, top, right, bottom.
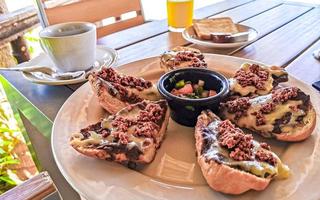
220, 87, 316, 141
229, 63, 288, 96
87, 67, 161, 114
195, 110, 290, 194
70, 100, 170, 168
160, 46, 207, 72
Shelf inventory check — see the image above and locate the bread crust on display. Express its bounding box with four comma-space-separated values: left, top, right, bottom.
70, 101, 170, 164
88, 70, 160, 114
195, 111, 270, 194
275, 107, 316, 141
220, 95, 316, 142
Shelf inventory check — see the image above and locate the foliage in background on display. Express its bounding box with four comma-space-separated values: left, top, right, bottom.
24, 27, 42, 59
0, 105, 20, 194
0, 131, 19, 194
0, 88, 22, 194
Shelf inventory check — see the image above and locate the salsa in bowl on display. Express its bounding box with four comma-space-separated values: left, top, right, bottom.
157, 68, 229, 126
170, 79, 217, 99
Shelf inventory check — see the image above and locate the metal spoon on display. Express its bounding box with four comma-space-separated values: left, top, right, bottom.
0, 66, 85, 80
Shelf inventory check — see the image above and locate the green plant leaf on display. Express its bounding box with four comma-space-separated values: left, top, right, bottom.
0, 176, 17, 186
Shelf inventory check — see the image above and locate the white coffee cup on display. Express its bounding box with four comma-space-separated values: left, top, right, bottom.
39, 22, 96, 72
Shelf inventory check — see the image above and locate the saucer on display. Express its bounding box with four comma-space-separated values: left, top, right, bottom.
19, 45, 118, 85
182, 24, 258, 49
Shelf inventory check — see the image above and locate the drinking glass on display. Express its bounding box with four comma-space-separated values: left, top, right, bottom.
167, 0, 194, 32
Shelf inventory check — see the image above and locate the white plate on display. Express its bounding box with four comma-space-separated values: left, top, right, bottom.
182, 24, 258, 49
52, 54, 320, 200
20, 45, 118, 85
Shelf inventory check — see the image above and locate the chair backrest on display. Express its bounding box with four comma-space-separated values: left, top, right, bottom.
36, 0, 145, 38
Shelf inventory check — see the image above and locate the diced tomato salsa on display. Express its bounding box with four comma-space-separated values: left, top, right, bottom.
170, 79, 217, 99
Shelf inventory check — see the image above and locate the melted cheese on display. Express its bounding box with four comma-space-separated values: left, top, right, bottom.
71, 131, 103, 146
229, 63, 274, 96
269, 66, 288, 77
71, 104, 154, 150
229, 78, 258, 96
134, 85, 162, 101
224, 93, 305, 135
204, 121, 290, 178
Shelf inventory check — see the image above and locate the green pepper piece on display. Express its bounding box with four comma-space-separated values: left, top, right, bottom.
175, 80, 185, 88
195, 86, 203, 96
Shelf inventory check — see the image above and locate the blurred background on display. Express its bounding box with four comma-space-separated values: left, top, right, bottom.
0, 0, 319, 67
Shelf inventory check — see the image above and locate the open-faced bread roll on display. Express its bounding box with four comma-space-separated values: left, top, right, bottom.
195, 110, 290, 194
160, 46, 207, 72
220, 87, 316, 141
70, 100, 170, 168
87, 67, 161, 114
229, 63, 288, 96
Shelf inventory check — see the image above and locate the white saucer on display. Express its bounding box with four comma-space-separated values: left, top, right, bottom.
182, 24, 258, 49
19, 45, 118, 85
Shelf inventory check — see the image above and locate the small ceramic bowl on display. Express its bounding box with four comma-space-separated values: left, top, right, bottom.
157, 68, 229, 127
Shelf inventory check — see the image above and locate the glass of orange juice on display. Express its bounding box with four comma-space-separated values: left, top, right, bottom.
167, 0, 194, 32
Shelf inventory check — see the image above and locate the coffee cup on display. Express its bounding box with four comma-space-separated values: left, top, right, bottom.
39, 22, 96, 72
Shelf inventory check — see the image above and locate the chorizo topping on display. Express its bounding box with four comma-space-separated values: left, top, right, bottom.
234, 64, 269, 90
272, 87, 298, 103
217, 120, 277, 166
260, 102, 276, 114
80, 102, 166, 145
112, 116, 135, 132
134, 122, 159, 138
221, 97, 251, 120
112, 131, 130, 144
255, 149, 277, 166
218, 120, 254, 161
138, 103, 164, 124
110, 102, 165, 144
259, 142, 271, 150
111, 83, 143, 104
252, 111, 266, 126
173, 51, 207, 68
96, 68, 152, 91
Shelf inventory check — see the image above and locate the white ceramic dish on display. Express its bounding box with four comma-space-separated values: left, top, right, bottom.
182, 24, 258, 49
20, 45, 118, 85
52, 54, 320, 200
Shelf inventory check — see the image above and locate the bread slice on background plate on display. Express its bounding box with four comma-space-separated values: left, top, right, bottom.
195, 110, 290, 194
70, 100, 170, 168
193, 17, 239, 40
87, 67, 161, 114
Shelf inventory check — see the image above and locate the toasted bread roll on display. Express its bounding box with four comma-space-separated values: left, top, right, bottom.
70, 100, 170, 167
160, 46, 207, 72
229, 63, 288, 96
221, 87, 316, 141
193, 17, 239, 40
87, 67, 161, 114
195, 110, 289, 194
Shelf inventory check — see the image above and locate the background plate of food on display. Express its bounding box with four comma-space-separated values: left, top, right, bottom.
182, 17, 258, 49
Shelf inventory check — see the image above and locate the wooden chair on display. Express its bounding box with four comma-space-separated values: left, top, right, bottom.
34, 0, 145, 38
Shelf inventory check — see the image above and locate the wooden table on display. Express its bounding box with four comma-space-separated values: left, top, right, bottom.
1, 0, 319, 198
